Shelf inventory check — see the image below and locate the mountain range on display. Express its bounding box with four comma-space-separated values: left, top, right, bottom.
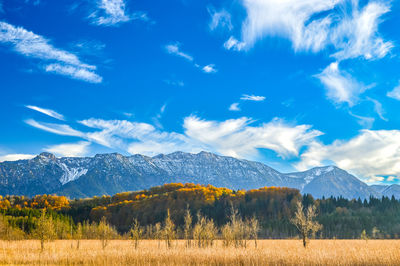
0, 151, 397, 199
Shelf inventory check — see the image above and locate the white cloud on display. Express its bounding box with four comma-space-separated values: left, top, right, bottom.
240, 94, 266, 101
366, 97, 387, 121
228, 0, 392, 60
79, 118, 156, 148
26, 114, 321, 161
183, 116, 322, 159
208, 7, 232, 31
229, 103, 240, 111
202, 64, 217, 73
387, 84, 400, 100
152, 103, 167, 129
44, 141, 90, 157
297, 129, 400, 182
25, 105, 65, 121
364, 175, 385, 184
331, 1, 393, 60
0, 154, 35, 162
0, 21, 101, 83
25, 119, 85, 137
315, 62, 365, 106
234, 0, 341, 52
165, 43, 193, 61
224, 36, 245, 51
131, 11, 152, 23
164, 79, 184, 87
90, 0, 131, 26
387, 176, 400, 182
348, 111, 375, 129
165, 42, 217, 74
45, 63, 102, 83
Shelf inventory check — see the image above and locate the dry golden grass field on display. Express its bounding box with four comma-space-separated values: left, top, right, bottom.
0, 239, 399, 265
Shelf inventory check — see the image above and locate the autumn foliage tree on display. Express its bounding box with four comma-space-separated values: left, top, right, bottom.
291, 200, 322, 248
34, 209, 56, 251
130, 218, 143, 249
97, 216, 117, 249
183, 206, 192, 248
162, 209, 175, 248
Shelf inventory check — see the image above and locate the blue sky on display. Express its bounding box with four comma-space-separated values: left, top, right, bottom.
1, 0, 400, 184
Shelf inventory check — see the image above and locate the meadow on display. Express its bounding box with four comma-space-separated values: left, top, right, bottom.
0, 239, 399, 265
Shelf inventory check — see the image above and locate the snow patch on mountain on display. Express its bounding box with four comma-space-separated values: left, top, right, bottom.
59, 163, 88, 185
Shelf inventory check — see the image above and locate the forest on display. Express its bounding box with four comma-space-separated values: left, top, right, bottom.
0, 183, 399, 241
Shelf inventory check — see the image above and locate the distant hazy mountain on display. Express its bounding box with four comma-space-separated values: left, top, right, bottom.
287, 166, 378, 199
371, 184, 400, 199
0, 151, 391, 199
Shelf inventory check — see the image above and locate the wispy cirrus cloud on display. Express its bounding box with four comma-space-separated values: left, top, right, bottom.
208, 7, 232, 31
348, 111, 375, 129
165, 43, 193, 61
240, 94, 266, 101
25, 113, 321, 161
152, 103, 168, 129
225, 0, 392, 61
226, 0, 341, 52
0, 21, 102, 83
387, 83, 400, 100
165, 42, 217, 74
89, 0, 151, 26
315, 62, 366, 106
366, 97, 387, 121
229, 93, 266, 112
25, 105, 65, 121
28, 112, 400, 182
45, 63, 102, 83
223, 0, 393, 124
90, 0, 130, 26
183, 116, 321, 159
330, 1, 393, 61
24, 119, 85, 137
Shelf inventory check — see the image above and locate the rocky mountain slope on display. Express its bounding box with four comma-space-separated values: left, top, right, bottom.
0, 151, 392, 199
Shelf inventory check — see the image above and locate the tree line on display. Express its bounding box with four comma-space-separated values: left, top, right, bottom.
0, 183, 399, 244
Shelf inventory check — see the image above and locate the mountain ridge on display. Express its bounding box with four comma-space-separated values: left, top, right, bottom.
0, 151, 394, 199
